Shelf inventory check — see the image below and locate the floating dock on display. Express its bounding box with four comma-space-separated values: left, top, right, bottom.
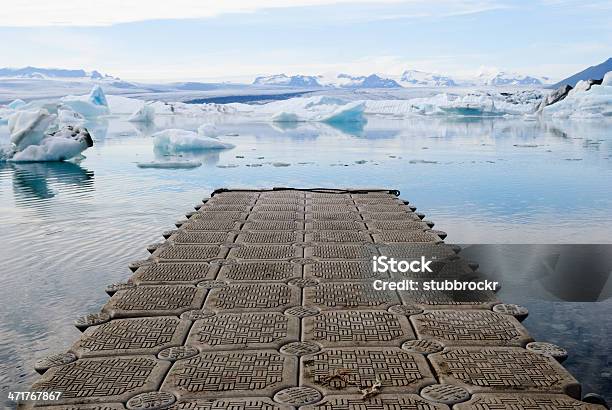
23, 188, 606, 409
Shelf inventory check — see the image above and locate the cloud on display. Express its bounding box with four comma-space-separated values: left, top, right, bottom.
0, 0, 405, 27
0, 0, 510, 27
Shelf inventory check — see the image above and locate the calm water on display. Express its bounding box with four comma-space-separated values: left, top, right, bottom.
1, 115, 611, 406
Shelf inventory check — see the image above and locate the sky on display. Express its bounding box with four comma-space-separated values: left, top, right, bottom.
0, 0, 611, 82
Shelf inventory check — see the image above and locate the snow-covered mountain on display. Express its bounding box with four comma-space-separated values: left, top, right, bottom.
474, 69, 549, 86
252, 74, 321, 87
0, 66, 116, 80
399, 70, 457, 87
332, 74, 402, 88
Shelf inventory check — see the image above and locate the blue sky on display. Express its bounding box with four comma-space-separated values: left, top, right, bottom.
0, 0, 610, 82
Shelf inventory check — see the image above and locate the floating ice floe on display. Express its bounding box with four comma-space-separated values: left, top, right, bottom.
234, 96, 368, 123
1, 109, 94, 162
153, 129, 235, 152
61, 85, 110, 118
128, 104, 155, 123
197, 123, 219, 137
366, 91, 542, 117
137, 160, 202, 169
542, 71, 612, 118
11, 126, 93, 162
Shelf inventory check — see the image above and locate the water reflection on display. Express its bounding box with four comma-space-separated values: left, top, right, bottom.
460, 245, 612, 302
9, 161, 94, 204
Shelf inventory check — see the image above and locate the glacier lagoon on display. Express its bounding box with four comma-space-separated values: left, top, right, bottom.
0, 114, 611, 403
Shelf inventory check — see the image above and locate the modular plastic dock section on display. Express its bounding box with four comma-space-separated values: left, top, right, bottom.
23, 188, 606, 410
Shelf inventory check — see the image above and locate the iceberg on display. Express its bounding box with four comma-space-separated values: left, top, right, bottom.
542, 72, 612, 118
272, 112, 300, 123
61, 85, 110, 118
243, 96, 368, 123
153, 129, 235, 152
321, 101, 367, 124
88, 85, 108, 107
9, 125, 93, 162
197, 123, 219, 137
128, 104, 155, 123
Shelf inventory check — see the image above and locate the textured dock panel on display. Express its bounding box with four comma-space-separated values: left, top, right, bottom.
71, 317, 191, 357
161, 350, 297, 399
31, 356, 170, 405
302, 310, 415, 347
410, 310, 533, 346
300, 347, 436, 395
303, 282, 399, 310
102, 285, 206, 317
429, 347, 581, 397
203, 283, 299, 312
454, 393, 607, 409
186, 312, 299, 350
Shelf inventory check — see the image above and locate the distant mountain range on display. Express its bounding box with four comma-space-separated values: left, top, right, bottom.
0, 66, 116, 80
252, 70, 552, 88
7, 61, 610, 91
552, 57, 612, 88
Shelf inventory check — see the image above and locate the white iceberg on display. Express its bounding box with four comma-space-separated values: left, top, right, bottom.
542, 73, 612, 118
128, 104, 155, 123
244, 96, 368, 123
137, 160, 202, 169
61, 85, 110, 118
603, 71, 612, 86
88, 85, 108, 107
197, 123, 219, 137
272, 112, 300, 123
153, 129, 235, 152
8, 124, 93, 162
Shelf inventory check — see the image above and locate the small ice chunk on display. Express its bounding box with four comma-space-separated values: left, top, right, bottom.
197, 123, 219, 138
128, 104, 155, 123
137, 160, 202, 169
272, 112, 301, 122
9, 109, 56, 151
602, 71, 612, 86
7, 99, 26, 109
153, 129, 234, 151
